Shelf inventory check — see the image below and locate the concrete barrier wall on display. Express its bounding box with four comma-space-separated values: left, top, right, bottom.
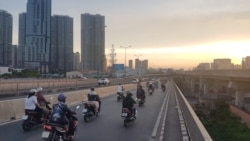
0, 84, 137, 124
175, 82, 213, 141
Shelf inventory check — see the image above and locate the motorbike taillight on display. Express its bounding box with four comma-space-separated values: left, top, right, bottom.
43, 125, 52, 130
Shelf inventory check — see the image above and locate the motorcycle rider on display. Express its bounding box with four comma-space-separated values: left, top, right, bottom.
24, 89, 43, 120
122, 91, 137, 118
148, 82, 154, 93
36, 87, 51, 119
117, 83, 124, 98
136, 85, 146, 102
49, 94, 77, 136
87, 87, 101, 112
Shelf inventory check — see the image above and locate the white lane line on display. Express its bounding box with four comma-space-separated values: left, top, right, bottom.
151, 82, 171, 140
174, 88, 190, 141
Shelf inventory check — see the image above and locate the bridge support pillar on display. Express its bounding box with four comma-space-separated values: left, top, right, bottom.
190, 78, 195, 97
235, 91, 244, 108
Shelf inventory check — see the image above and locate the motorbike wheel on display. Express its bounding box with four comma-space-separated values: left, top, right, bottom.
69, 128, 77, 141
117, 96, 120, 102
124, 119, 129, 128
84, 115, 90, 122
139, 102, 143, 107
22, 120, 32, 131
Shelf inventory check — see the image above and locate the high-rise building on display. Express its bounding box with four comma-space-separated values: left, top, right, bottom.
242, 56, 250, 69
211, 58, 233, 70
135, 59, 148, 75
129, 60, 133, 69
25, 0, 51, 72
196, 63, 211, 70
51, 15, 73, 73
0, 10, 13, 67
73, 52, 80, 71
81, 13, 105, 74
17, 12, 26, 68
141, 59, 148, 74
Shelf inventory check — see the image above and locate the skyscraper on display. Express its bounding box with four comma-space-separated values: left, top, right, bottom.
129, 60, 133, 69
73, 52, 80, 71
51, 15, 73, 73
25, 0, 51, 72
17, 12, 26, 68
81, 13, 105, 74
0, 10, 13, 67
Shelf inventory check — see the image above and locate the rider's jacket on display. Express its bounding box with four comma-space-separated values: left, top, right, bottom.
49, 102, 73, 125
122, 96, 136, 109
88, 93, 100, 101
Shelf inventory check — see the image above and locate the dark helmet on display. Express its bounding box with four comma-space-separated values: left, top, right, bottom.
58, 94, 66, 102
90, 87, 95, 91
126, 91, 133, 97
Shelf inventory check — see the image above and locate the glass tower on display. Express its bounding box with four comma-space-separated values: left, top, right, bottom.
0, 10, 13, 67
25, 0, 51, 73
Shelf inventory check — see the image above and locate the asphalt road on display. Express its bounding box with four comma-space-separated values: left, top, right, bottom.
0, 88, 166, 141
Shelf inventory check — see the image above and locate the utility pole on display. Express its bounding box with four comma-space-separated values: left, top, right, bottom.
120, 46, 131, 78
109, 44, 117, 76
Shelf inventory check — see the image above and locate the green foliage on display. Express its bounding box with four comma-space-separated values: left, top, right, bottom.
201, 100, 250, 141
0, 70, 40, 78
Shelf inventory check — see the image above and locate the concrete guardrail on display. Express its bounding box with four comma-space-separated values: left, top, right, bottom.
0, 84, 137, 124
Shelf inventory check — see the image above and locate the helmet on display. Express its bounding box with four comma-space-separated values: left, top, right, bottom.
37, 87, 43, 92
30, 89, 37, 94
58, 94, 66, 102
90, 87, 95, 91
126, 91, 133, 97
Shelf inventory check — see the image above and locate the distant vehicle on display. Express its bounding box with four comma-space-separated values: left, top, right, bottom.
81, 77, 88, 80
132, 78, 139, 83
98, 78, 111, 85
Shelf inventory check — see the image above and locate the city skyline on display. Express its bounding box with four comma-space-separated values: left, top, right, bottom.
1, 0, 250, 69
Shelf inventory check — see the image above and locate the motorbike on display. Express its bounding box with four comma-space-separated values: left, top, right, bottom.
117, 92, 124, 102
161, 84, 166, 92
136, 96, 145, 107
41, 105, 80, 141
121, 108, 137, 128
22, 102, 52, 131
148, 88, 154, 95
82, 101, 99, 122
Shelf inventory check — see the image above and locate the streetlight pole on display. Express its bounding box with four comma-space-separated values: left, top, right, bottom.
120, 46, 131, 78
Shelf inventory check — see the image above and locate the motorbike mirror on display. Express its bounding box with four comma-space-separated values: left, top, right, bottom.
75, 105, 80, 110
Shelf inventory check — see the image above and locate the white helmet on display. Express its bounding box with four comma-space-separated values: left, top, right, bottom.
30, 89, 37, 93
37, 87, 43, 92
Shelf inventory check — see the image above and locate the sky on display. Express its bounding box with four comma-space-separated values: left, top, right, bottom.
2, 0, 250, 69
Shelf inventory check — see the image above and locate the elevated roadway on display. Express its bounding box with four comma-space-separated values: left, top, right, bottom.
0, 79, 212, 141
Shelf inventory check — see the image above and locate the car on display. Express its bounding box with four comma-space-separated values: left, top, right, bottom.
81, 77, 88, 80
98, 78, 111, 85
132, 78, 139, 83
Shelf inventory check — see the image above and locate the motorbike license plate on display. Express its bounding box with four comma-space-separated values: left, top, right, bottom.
41, 131, 50, 138
121, 113, 127, 117
22, 115, 28, 120
82, 109, 87, 114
